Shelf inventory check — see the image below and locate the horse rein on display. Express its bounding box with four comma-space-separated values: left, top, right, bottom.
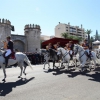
75, 46, 85, 59
60, 49, 69, 58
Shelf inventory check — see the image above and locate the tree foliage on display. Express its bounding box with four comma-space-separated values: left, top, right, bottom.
61, 33, 69, 39
61, 32, 82, 42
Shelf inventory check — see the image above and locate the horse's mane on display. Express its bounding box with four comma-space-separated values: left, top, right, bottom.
58, 47, 69, 52
76, 44, 84, 51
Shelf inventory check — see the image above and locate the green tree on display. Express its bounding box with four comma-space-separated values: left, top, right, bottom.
90, 36, 94, 42
95, 30, 98, 40
61, 32, 82, 42
68, 35, 73, 39
61, 33, 69, 39
86, 29, 92, 46
94, 30, 100, 40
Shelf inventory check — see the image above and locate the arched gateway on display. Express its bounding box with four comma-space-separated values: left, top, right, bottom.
11, 35, 26, 52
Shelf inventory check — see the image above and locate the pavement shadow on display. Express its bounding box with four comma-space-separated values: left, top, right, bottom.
44, 68, 60, 73
52, 69, 81, 77
0, 77, 35, 96
83, 72, 100, 82
53, 67, 100, 83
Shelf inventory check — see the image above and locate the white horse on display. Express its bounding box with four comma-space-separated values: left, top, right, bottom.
39, 49, 50, 69
94, 48, 100, 59
73, 44, 100, 72
57, 47, 80, 70
0, 50, 33, 82
43, 52, 50, 69
43, 51, 61, 69
57, 47, 71, 70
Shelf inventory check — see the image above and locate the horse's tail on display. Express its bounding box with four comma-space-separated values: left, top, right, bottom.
24, 54, 33, 70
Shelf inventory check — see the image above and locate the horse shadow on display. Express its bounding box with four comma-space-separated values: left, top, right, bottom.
0, 77, 35, 96
52, 67, 100, 83
44, 68, 60, 73
52, 68, 79, 76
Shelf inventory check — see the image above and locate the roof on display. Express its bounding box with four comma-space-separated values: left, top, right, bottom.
41, 37, 79, 48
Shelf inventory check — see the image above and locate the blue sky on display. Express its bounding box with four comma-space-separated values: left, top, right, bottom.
0, 0, 100, 36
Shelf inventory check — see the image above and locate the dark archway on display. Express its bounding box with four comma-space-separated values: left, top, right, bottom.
13, 40, 25, 52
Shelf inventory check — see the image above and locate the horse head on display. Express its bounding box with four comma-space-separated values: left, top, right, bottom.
73, 44, 84, 55
57, 47, 67, 56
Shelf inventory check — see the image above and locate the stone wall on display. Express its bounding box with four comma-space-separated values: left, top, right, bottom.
11, 34, 26, 52
0, 18, 41, 52
0, 19, 11, 48
24, 24, 41, 52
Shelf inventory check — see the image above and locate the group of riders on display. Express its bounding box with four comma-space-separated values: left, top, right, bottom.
1, 36, 92, 68
45, 39, 92, 61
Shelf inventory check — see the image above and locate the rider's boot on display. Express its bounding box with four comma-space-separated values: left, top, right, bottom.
88, 54, 91, 60
4, 56, 9, 68
3, 56, 9, 68
70, 55, 73, 60
57, 55, 60, 62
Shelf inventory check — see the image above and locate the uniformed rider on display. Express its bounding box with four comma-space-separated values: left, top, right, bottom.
81, 39, 91, 60
66, 41, 74, 60
3, 36, 14, 68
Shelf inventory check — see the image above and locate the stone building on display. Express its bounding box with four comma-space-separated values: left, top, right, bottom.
0, 18, 41, 52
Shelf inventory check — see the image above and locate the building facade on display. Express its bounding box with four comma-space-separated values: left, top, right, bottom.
41, 35, 55, 42
0, 18, 41, 52
55, 22, 87, 40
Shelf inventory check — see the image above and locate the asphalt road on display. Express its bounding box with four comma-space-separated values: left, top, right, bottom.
0, 63, 100, 100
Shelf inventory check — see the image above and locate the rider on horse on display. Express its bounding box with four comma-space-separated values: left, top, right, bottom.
81, 39, 91, 60
56, 42, 61, 48
3, 36, 14, 68
65, 41, 74, 60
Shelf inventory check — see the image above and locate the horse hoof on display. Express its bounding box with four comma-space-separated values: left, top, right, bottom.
25, 73, 26, 75
2, 79, 6, 82
43, 68, 45, 69
18, 76, 21, 78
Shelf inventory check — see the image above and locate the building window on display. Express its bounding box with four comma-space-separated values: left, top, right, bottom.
70, 28, 76, 32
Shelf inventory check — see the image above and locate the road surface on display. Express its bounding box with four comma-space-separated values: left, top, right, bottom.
0, 63, 100, 100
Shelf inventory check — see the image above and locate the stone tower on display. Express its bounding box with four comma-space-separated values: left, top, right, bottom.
0, 18, 11, 48
24, 24, 41, 52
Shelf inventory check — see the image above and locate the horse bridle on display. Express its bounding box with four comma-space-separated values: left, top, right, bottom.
74, 46, 85, 59
59, 49, 69, 58
74, 46, 83, 54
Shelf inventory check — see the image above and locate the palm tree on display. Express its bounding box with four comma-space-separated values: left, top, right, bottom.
68, 35, 73, 39
61, 33, 69, 39
86, 29, 92, 46
94, 30, 100, 41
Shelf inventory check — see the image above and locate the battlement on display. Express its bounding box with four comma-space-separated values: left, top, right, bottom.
24, 24, 41, 30
0, 18, 11, 25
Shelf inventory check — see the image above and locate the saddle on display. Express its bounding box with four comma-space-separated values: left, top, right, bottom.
9, 52, 16, 60
84, 51, 92, 60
